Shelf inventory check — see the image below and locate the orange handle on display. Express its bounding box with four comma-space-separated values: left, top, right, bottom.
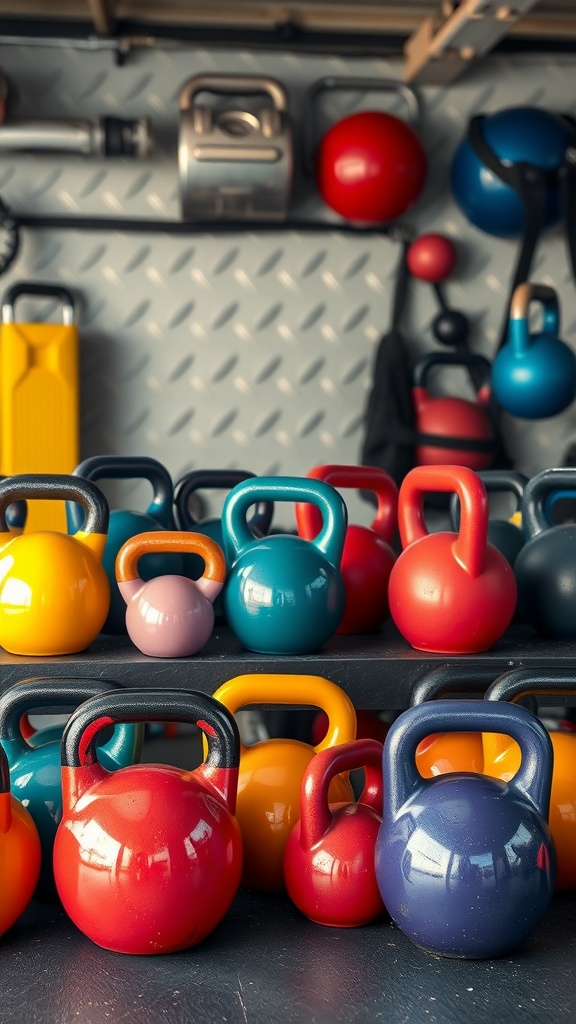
115, 530, 226, 585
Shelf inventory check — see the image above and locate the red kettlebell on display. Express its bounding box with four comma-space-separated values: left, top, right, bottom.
407, 234, 458, 284
313, 79, 426, 224
388, 465, 517, 654
412, 352, 496, 470
284, 738, 385, 928
0, 741, 41, 937
54, 689, 242, 955
295, 465, 397, 634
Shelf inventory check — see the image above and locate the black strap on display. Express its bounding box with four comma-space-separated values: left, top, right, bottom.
560, 140, 576, 282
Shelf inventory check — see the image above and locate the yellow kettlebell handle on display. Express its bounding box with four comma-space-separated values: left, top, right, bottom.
211, 673, 357, 757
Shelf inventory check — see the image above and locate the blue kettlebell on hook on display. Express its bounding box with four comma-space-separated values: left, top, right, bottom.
492, 283, 576, 419
0, 677, 143, 899
68, 455, 184, 634
222, 476, 347, 654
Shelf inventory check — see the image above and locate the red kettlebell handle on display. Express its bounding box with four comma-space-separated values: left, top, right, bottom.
298, 737, 383, 852
399, 465, 489, 579
296, 464, 397, 543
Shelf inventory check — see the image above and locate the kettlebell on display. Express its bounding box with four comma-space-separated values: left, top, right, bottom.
0, 474, 110, 655
409, 665, 514, 778
389, 465, 517, 653
283, 738, 384, 927
116, 531, 226, 657
211, 673, 356, 891
412, 352, 496, 470
492, 283, 576, 419
515, 467, 576, 638
376, 700, 555, 958
0, 677, 143, 900
69, 455, 183, 635
54, 688, 243, 955
450, 470, 528, 567
484, 668, 576, 890
294, 464, 397, 634
0, 742, 41, 937
222, 476, 347, 654
174, 468, 274, 623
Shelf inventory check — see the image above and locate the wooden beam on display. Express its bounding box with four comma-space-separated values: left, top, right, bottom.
87, 0, 116, 35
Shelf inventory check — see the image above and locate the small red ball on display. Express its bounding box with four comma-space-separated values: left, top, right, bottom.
316, 110, 427, 223
407, 233, 458, 283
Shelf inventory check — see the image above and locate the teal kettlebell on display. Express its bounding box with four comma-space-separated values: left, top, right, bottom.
0, 677, 143, 899
222, 476, 347, 654
174, 469, 274, 623
68, 455, 184, 634
492, 283, 576, 419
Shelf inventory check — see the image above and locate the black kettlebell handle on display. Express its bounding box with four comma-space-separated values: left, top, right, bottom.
486, 668, 576, 706
413, 351, 492, 392
62, 689, 239, 771
1, 282, 76, 324
174, 469, 274, 536
409, 664, 536, 715
450, 470, 528, 530
0, 474, 109, 536
0, 677, 124, 740
522, 467, 576, 539
71, 455, 175, 530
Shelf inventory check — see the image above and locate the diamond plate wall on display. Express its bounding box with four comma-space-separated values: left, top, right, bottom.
0, 42, 574, 525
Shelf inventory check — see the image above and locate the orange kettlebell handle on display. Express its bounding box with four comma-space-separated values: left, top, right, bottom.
211, 673, 357, 756
115, 530, 226, 585
399, 465, 489, 579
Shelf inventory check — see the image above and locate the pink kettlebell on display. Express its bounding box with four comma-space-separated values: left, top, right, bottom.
115, 531, 226, 657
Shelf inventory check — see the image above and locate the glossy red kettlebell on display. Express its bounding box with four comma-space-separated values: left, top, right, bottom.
412, 352, 496, 470
53, 689, 242, 955
389, 465, 517, 653
407, 234, 458, 283
0, 741, 41, 937
116, 531, 226, 657
295, 464, 397, 634
211, 673, 356, 891
284, 738, 385, 927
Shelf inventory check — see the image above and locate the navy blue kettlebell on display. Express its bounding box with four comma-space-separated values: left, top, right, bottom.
515, 467, 576, 638
222, 476, 347, 654
492, 283, 576, 419
0, 677, 143, 899
450, 470, 527, 567
174, 469, 274, 623
68, 456, 183, 634
375, 699, 555, 959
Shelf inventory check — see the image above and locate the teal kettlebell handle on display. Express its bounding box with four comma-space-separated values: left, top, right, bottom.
522, 467, 576, 539
383, 700, 553, 823
222, 476, 347, 569
70, 455, 175, 531
509, 283, 560, 355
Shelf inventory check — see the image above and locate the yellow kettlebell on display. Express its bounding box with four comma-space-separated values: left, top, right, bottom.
0, 474, 110, 655
211, 673, 356, 891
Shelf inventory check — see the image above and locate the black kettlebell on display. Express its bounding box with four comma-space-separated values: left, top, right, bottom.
515, 467, 576, 638
450, 469, 527, 567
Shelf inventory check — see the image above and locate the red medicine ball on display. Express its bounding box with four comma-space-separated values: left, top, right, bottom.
316, 110, 427, 223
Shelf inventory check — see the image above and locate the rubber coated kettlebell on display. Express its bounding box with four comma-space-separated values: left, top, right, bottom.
0, 741, 41, 937
0, 474, 110, 655
515, 467, 576, 638
450, 470, 528, 567
492, 283, 576, 419
174, 468, 274, 623
376, 700, 555, 958
484, 668, 576, 890
116, 531, 226, 657
389, 465, 517, 653
284, 738, 384, 927
295, 464, 397, 634
0, 677, 143, 900
69, 456, 183, 635
211, 673, 356, 891
54, 688, 242, 955
412, 352, 496, 470
222, 477, 347, 654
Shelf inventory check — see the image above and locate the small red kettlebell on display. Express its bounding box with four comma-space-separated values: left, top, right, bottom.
53, 689, 243, 955
412, 352, 496, 470
284, 738, 385, 927
388, 465, 517, 653
295, 465, 398, 634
